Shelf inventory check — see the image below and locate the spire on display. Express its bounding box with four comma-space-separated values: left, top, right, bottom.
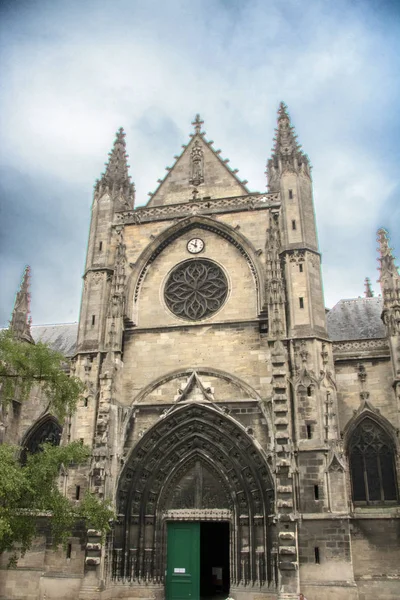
267, 102, 311, 192
96, 128, 135, 207
191, 114, 204, 135
273, 102, 301, 155
10, 266, 34, 343
364, 277, 374, 298
377, 228, 400, 311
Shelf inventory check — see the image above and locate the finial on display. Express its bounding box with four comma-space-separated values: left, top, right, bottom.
97, 128, 135, 208
191, 114, 204, 135
10, 266, 34, 343
278, 101, 290, 120
377, 228, 392, 257
377, 228, 399, 276
266, 101, 311, 192
364, 277, 374, 298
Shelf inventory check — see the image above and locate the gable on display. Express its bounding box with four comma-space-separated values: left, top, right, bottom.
147, 134, 249, 207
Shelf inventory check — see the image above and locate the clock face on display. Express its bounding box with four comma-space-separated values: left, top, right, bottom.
187, 238, 204, 254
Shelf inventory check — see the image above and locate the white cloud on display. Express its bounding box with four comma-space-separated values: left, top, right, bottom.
0, 0, 399, 323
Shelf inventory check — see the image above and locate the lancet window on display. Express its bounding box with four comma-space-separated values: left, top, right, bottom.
349, 418, 398, 504
21, 417, 62, 463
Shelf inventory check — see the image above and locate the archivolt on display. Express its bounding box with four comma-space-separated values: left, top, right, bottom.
118, 403, 273, 515
131, 366, 262, 404
114, 403, 275, 586
125, 215, 265, 319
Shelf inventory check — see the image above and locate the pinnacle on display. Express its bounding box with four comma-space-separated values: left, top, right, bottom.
266, 102, 311, 191
10, 266, 34, 343
377, 227, 400, 311
377, 228, 391, 254
377, 228, 399, 275
278, 101, 290, 120
364, 277, 374, 298
271, 101, 301, 156
104, 128, 130, 183
96, 128, 135, 206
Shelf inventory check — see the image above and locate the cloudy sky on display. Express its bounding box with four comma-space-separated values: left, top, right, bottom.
1, 0, 399, 327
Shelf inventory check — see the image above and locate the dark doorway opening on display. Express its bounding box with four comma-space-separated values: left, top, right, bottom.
200, 522, 230, 599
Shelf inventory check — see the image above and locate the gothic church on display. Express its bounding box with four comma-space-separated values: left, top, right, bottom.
1, 104, 400, 600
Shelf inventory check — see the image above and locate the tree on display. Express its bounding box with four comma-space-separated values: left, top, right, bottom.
0, 330, 114, 562
0, 329, 84, 421
0, 442, 113, 562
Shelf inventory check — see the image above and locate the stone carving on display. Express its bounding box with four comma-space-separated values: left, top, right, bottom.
264, 211, 286, 336
164, 459, 232, 510
383, 309, 400, 337
9, 266, 34, 343
307, 252, 320, 269
175, 371, 214, 402
267, 102, 311, 192
95, 127, 135, 208
164, 259, 228, 321
114, 192, 279, 224
189, 140, 204, 187
288, 250, 305, 263
333, 338, 389, 355
115, 404, 274, 586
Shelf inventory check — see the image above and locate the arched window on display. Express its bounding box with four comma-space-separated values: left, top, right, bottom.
349, 418, 398, 504
21, 417, 62, 463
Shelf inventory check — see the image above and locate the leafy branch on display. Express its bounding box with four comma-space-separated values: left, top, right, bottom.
0, 330, 84, 421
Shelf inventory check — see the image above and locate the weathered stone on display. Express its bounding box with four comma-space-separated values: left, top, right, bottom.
2, 106, 400, 600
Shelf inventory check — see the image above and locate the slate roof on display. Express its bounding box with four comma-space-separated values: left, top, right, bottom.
31, 323, 78, 357
326, 297, 386, 341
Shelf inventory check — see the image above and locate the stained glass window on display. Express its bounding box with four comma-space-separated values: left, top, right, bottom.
349, 418, 397, 504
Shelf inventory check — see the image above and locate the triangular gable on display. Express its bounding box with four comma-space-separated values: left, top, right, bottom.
147, 131, 250, 207
174, 371, 215, 403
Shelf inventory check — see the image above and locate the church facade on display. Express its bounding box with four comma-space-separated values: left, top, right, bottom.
1, 104, 400, 600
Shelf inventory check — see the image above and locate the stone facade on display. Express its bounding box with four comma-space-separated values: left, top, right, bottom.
1, 104, 399, 600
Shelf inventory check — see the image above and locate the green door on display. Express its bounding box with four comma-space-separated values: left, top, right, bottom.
166, 522, 200, 600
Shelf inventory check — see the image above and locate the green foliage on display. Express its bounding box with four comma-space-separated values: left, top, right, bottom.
0, 329, 84, 421
0, 442, 114, 560
0, 331, 114, 562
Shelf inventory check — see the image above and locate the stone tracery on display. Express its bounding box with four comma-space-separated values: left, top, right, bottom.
114, 403, 275, 588
164, 259, 228, 321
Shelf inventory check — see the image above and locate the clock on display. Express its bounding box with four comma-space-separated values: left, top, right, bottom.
187, 238, 204, 254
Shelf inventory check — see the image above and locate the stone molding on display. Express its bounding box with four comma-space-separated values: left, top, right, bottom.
163, 508, 232, 520
114, 193, 280, 225
333, 338, 390, 358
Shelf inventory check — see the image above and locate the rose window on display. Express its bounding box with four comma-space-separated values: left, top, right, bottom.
164, 259, 228, 321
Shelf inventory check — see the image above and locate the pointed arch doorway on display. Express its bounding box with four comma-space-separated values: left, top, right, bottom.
114, 403, 276, 597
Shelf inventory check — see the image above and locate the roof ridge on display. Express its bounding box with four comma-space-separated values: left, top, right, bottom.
32, 322, 78, 327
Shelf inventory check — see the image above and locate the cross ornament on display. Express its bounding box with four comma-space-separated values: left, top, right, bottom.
192, 114, 204, 135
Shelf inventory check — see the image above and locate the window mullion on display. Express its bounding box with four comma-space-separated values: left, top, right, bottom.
376, 452, 384, 502
362, 453, 369, 504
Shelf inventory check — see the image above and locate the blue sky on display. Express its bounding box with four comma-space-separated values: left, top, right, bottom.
1, 0, 399, 326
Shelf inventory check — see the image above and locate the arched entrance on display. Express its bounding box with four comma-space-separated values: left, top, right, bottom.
113, 403, 276, 595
